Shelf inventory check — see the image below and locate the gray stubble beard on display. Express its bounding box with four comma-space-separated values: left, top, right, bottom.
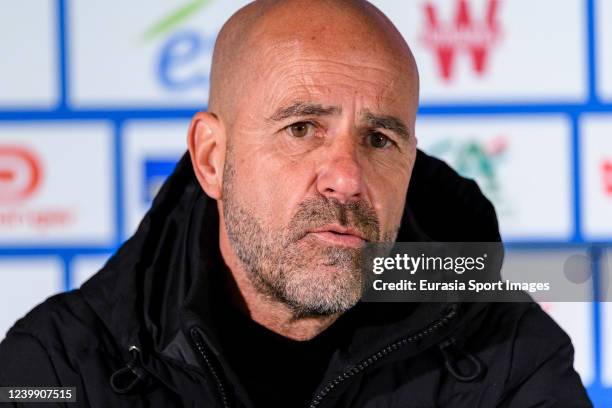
221, 148, 389, 318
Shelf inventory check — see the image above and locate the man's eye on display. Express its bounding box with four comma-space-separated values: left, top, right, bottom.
368, 132, 392, 149
286, 122, 312, 138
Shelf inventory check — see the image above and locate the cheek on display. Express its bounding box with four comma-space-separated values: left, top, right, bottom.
375, 185, 408, 232
229, 145, 311, 227
364, 158, 413, 231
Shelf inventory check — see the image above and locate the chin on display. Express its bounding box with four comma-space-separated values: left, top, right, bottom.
280, 264, 363, 315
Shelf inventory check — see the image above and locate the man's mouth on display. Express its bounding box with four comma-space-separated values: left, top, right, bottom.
307, 224, 367, 248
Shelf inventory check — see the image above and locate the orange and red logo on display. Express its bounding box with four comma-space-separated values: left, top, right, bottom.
420, 0, 502, 81
0, 146, 42, 203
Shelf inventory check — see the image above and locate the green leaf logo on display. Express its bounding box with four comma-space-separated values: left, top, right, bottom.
142, 0, 215, 42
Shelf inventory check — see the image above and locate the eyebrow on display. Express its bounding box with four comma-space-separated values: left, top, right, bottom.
268, 102, 341, 122
362, 111, 411, 141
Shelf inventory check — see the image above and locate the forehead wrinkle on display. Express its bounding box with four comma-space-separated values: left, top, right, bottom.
270, 55, 398, 85
277, 55, 402, 74
283, 70, 394, 90
258, 38, 399, 81
261, 65, 397, 113
267, 101, 342, 122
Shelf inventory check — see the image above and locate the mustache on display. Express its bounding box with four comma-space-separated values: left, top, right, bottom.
285, 196, 380, 244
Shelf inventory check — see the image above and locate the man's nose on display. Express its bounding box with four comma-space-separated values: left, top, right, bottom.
315, 137, 364, 203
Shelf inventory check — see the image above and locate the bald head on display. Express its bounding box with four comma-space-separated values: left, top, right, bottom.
208, 0, 419, 122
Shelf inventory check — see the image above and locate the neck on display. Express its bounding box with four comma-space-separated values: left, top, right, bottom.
218, 229, 340, 341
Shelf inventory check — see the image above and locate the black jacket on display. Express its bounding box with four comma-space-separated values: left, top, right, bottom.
0, 150, 592, 407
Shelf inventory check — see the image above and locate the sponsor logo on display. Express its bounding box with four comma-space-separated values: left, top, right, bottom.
0, 145, 73, 230
0, 146, 42, 202
428, 135, 513, 214
143, 158, 180, 205
603, 159, 612, 196
143, 0, 217, 91
420, 0, 502, 81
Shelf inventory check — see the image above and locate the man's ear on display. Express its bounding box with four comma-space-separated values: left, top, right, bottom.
188, 111, 225, 200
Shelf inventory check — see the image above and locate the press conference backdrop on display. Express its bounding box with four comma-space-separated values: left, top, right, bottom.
0, 0, 611, 404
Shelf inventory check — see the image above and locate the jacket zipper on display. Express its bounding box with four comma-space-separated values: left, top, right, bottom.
190, 328, 231, 408
307, 305, 459, 408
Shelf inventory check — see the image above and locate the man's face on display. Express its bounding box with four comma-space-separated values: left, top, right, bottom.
220, 35, 418, 317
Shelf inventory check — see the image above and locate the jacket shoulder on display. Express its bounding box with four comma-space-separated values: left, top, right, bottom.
0, 290, 120, 386
5, 290, 110, 349
0, 329, 61, 386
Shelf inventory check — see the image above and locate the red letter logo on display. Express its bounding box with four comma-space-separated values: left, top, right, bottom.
420, 0, 501, 81
0, 146, 42, 203
603, 160, 612, 196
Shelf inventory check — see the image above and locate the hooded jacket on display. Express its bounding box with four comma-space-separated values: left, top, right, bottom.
0, 150, 592, 407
